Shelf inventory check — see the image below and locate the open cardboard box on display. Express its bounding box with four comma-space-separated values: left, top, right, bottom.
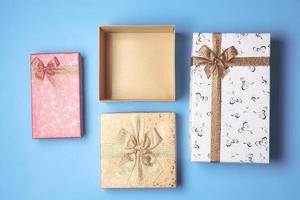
99, 25, 175, 101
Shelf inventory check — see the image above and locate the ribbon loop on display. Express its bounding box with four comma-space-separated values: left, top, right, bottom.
221, 46, 238, 62
196, 45, 216, 62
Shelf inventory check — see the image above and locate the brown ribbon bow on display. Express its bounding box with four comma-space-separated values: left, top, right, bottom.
31, 56, 78, 88
195, 44, 238, 79
191, 33, 270, 162
120, 116, 163, 182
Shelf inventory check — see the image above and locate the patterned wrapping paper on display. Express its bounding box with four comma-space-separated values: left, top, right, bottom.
101, 112, 176, 188
31, 53, 82, 138
189, 33, 270, 163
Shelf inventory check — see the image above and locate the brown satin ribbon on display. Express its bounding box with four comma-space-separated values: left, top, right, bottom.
191, 33, 270, 162
31, 56, 78, 89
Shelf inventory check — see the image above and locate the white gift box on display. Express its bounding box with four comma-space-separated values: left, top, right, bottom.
189, 33, 270, 163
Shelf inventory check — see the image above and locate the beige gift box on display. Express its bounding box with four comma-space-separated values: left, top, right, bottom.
100, 112, 176, 188
99, 25, 176, 101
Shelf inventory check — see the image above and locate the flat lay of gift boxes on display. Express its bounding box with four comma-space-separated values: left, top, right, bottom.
30, 25, 271, 188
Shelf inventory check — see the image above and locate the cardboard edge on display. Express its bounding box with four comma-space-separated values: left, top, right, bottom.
172, 27, 176, 100
173, 112, 177, 187
78, 52, 83, 137
99, 27, 106, 101
30, 54, 34, 139
99, 25, 175, 33
99, 114, 103, 188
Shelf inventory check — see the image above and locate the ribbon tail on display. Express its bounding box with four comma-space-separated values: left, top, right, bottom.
220, 67, 230, 79
137, 151, 143, 182
210, 69, 222, 162
204, 64, 213, 79
46, 74, 59, 88
119, 151, 135, 166
216, 59, 229, 80
126, 153, 138, 184
140, 153, 163, 184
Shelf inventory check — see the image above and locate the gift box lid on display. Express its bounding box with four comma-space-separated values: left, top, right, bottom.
189, 33, 270, 163
30, 52, 82, 139
100, 112, 176, 188
99, 25, 176, 102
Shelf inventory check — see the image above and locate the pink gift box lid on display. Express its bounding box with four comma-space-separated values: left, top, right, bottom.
30, 52, 83, 139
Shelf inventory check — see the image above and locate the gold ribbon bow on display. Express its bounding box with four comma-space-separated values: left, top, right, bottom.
191, 33, 270, 162
195, 45, 238, 79
31, 56, 78, 89
119, 116, 163, 183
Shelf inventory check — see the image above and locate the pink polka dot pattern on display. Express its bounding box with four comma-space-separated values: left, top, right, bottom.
31, 53, 82, 138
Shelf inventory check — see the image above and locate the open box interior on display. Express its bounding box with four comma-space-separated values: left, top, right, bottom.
99, 26, 175, 101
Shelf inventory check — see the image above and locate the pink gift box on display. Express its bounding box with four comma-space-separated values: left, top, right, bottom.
30, 52, 82, 138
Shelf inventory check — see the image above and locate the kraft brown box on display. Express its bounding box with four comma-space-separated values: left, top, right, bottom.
99, 25, 176, 101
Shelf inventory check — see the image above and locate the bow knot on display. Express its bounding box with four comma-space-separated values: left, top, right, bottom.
212, 57, 219, 65
31, 56, 63, 88
120, 116, 163, 183
125, 127, 162, 167
195, 45, 238, 79
32, 56, 60, 81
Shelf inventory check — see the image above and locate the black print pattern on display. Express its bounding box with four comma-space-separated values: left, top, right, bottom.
236, 33, 248, 44
240, 153, 254, 163
225, 133, 239, 147
194, 141, 200, 150
255, 33, 264, 40
253, 46, 267, 54
249, 66, 256, 72
231, 112, 240, 119
243, 141, 252, 147
190, 33, 270, 163
192, 123, 207, 137
255, 136, 269, 151
240, 77, 254, 90
238, 121, 254, 134
229, 91, 243, 105
251, 96, 260, 102
195, 92, 208, 101
253, 107, 268, 120
196, 33, 210, 44
258, 76, 268, 85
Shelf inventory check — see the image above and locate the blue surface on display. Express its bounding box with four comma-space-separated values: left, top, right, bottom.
1, 0, 300, 199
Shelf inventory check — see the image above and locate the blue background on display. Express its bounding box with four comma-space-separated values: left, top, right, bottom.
1, 0, 299, 199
